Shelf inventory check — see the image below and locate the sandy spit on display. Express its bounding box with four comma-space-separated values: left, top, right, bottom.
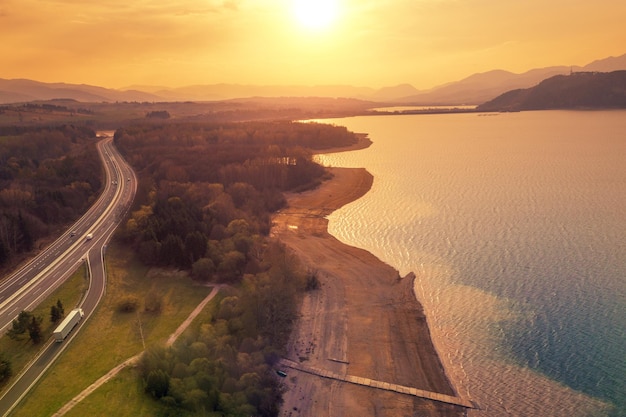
273, 148, 467, 416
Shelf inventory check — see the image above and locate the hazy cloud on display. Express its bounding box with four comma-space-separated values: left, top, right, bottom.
1, 0, 625, 88
0, 0, 10, 18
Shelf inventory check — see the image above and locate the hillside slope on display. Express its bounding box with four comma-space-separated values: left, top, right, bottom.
476, 71, 626, 111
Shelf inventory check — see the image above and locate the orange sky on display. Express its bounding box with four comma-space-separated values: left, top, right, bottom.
1, 0, 625, 89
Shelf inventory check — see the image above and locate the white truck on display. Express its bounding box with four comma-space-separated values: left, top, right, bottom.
53, 308, 84, 342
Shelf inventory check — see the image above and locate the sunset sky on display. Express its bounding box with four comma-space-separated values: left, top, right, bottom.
2, 0, 625, 90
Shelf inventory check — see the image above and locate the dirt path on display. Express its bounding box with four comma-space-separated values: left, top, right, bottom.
273, 167, 466, 417
52, 285, 220, 417
165, 285, 221, 347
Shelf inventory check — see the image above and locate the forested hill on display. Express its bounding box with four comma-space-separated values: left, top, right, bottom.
477, 70, 626, 111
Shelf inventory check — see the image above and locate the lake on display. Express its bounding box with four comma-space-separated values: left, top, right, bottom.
315, 110, 626, 417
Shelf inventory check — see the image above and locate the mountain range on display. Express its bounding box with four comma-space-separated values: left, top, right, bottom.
1, 53, 625, 105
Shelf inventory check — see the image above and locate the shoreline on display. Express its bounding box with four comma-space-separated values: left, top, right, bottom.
315, 132, 373, 155
272, 140, 466, 416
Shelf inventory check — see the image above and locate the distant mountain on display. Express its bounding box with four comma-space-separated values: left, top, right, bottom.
143, 84, 377, 102
583, 54, 626, 72
2, 53, 626, 105
0, 90, 34, 104
1, 79, 379, 104
476, 70, 626, 111
396, 67, 575, 105
368, 84, 421, 101
0, 79, 162, 104
396, 53, 626, 105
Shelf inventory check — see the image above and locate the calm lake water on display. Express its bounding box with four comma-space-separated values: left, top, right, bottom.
315, 110, 626, 417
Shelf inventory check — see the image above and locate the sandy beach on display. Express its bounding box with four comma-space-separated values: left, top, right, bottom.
273, 144, 467, 416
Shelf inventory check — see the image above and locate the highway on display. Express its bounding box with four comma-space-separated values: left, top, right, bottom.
0, 132, 137, 416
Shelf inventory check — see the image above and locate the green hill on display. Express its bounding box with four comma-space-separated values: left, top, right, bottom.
477, 70, 626, 111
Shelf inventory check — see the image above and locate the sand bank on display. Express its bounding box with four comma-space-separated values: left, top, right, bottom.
272, 159, 467, 416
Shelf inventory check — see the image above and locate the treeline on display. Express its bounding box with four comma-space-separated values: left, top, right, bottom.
20, 103, 94, 115
116, 121, 350, 415
0, 125, 100, 267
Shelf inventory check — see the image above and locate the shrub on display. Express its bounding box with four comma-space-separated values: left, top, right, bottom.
305, 270, 320, 291
118, 296, 140, 313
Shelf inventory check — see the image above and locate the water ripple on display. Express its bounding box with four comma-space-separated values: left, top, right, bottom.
319, 110, 626, 417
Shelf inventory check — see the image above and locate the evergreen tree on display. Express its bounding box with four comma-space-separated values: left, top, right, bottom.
7, 311, 32, 341
27, 315, 43, 344
56, 299, 65, 316
50, 305, 61, 323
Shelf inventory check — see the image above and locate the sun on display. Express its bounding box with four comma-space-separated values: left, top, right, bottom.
292, 0, 339, 30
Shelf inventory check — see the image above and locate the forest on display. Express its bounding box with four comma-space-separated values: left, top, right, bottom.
114, 121, 357, 272
115, 120, 357, 416
0, 125, 100, 269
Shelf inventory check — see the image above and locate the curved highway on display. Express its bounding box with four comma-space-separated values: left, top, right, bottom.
0, 132, 137, 416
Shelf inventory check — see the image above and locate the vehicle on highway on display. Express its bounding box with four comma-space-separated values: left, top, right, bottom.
86, 233, 93, 240
53, 308, 84, 342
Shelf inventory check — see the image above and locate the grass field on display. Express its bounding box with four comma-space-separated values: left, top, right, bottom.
63, 301, 219, 417
10, 243, 214, 417
0, 264, 88, 393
